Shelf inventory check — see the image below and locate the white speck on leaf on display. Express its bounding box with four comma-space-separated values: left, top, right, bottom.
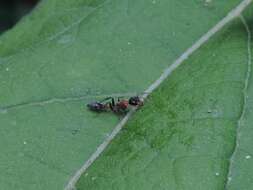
204, 0, 212, 6
246, 155, 251, 159
23, 141, 27, 145
127, 42, 132, 45
91, 176, 97, 181
152, 0, 156, 4
6, 67, 9, 71
85, 173, 88, 177
215, 172, 219, 176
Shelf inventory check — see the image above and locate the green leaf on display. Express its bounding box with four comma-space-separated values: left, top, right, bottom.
76, 4, 253, 190
0, 0, 249, 190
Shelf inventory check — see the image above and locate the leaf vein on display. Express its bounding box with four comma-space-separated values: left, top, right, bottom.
225, 14, 252, 188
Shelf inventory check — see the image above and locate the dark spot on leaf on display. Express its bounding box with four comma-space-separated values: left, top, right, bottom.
71, 129, 80, 135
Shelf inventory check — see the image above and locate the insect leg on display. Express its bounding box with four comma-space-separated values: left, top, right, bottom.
111, 97, 115, 107
108, 98, 115, 111
100, 97, 113, 103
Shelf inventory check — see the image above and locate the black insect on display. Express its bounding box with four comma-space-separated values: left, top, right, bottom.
87, 96, 143, 114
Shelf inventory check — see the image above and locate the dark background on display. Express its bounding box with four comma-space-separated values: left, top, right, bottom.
0, 0, 39, 34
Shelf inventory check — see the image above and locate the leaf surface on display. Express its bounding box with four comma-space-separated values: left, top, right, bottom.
76, 4, 253, 190
0, 0, 247, 189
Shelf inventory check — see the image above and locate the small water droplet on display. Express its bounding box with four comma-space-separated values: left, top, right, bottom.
127, 42, 132, 45
152, 0, 156, 4
215, 172, 219, 176
228, 177, 232, 182
6, 67, 9, 71
23, 141, 27, 145
91, 176, 97, 181
85, 173, 89, 177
